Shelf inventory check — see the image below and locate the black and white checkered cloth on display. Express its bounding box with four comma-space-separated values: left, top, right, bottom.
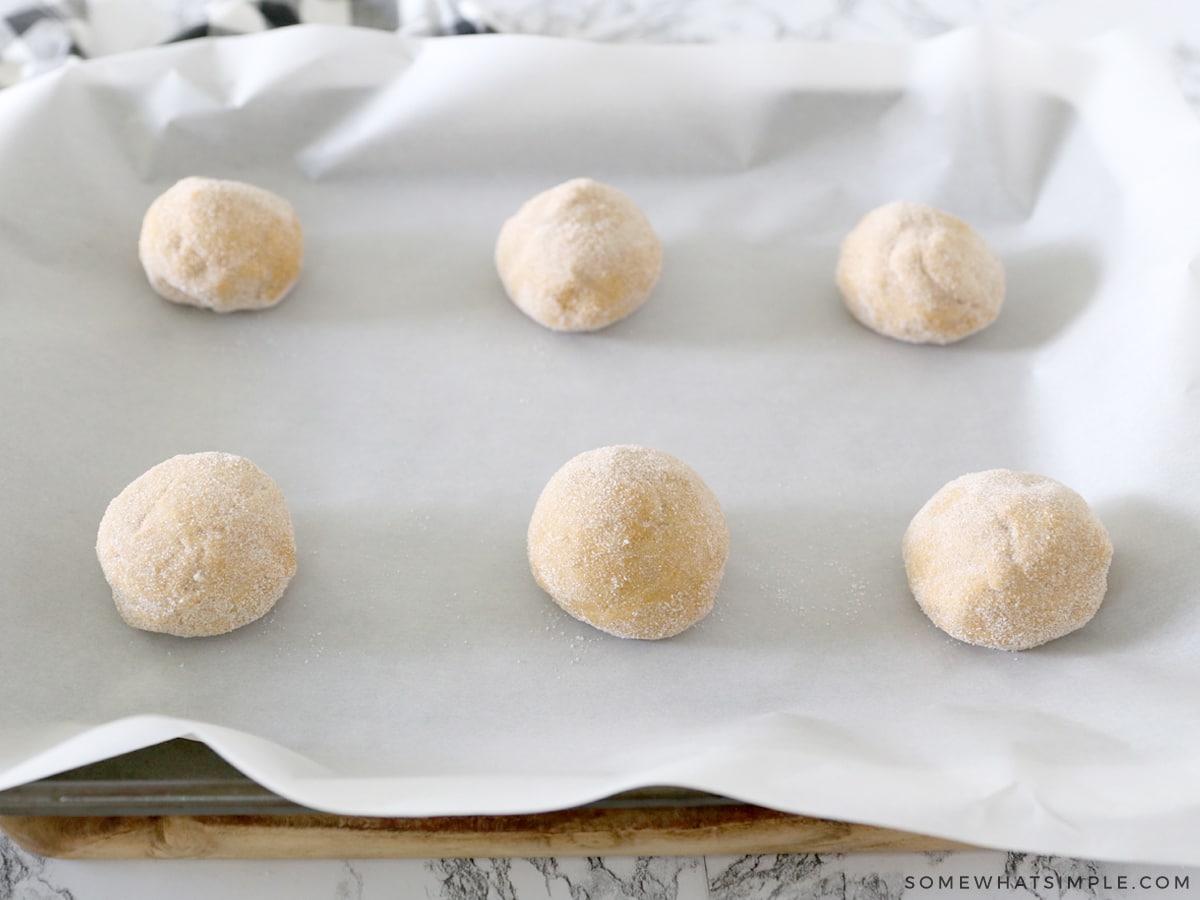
0, 0, 495, 88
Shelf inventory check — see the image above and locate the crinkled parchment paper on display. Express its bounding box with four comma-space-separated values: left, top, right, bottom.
1, 25, 1199, 864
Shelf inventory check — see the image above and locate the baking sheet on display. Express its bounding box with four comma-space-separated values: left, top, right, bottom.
2, 25, 1200, 865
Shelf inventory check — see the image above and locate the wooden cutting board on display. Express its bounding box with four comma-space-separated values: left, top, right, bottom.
1, 805, 975, 859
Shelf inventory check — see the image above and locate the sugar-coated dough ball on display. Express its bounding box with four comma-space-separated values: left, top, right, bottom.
903, 469, 1112, 651
139, 176, 303, 312
528, 445, 729, 639
495, 178, 662, 332
836, 201, 1004, 344
96, 452, 297, 637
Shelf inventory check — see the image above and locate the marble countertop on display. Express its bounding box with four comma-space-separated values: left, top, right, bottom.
3, 1, 1200, 898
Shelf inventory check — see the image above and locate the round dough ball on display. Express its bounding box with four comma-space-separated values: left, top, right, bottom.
903, 469, 1112, 651
96, 452, 297, 637
139, 176, 303, 312
495, 178, 663, 332
836, 201, 1005, 344
528, 445, 729, 640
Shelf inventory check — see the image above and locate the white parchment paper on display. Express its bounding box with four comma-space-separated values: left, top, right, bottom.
2, 25, 1199, 864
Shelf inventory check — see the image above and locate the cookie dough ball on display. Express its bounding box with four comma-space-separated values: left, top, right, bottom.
903, 469, 1112, 651
836, 201, 1004, 344
528, 445, 729, 639
139, 176, 303, 312
496, 178, 662, 332
96, 452, 297, 637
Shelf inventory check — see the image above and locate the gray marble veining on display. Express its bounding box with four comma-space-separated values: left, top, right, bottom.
708, 852, 1199, 900
3, 839, 1195, 899
0, 836, 74, 900
335, 860, 365, 900
426, 856, 709, 900
708, 854, 900, 900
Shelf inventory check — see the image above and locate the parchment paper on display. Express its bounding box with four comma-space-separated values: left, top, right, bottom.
2, 25, 1199, 865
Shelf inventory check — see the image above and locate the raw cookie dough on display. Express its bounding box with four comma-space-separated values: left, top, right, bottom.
836, 201, 1005, 344
903, 469, 1112, 651
495, 178, 662, 332
139, 176, 303, 312
96, 452, 297, 637
528, 445, 729, 640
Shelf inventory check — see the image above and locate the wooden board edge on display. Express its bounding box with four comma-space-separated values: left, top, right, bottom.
1, 805, 978, 859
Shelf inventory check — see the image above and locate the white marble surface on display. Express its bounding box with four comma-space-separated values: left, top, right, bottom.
4, 1, 1200, 898
2, 846, 1198, 898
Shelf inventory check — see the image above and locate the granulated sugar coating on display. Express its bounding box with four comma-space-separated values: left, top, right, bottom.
138, 176, 303, 312
96, 452, 297, 637
495, 178, 662, 332
836, 201, 1004, 344
903, 469, 1112, 651
527, 445, 729, 640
